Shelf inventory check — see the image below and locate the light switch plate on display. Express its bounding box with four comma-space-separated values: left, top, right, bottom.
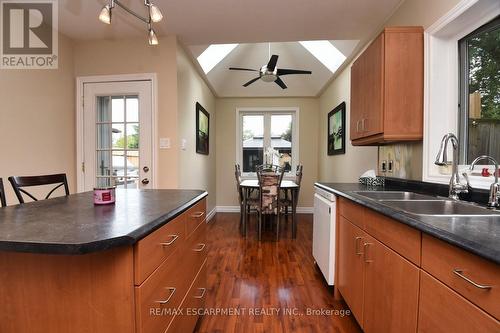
181, 139, 187, 151
159, 138, 170, 149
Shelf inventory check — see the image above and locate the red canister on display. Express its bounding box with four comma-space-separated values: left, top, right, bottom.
94, 187, 116, 205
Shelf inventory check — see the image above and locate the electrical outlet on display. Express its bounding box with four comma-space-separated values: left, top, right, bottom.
381, 160, 387, 173
159, 138, 170, 149
388, 160, 394, 173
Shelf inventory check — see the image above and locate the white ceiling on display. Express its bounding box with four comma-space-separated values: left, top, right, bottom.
191, 41, 359, 97
58, 0, 403, 97
59, 0, 402, 44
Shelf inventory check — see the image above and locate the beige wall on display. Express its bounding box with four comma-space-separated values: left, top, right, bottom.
318, 0, 463, 182
73, 36, 179, 189
0, 34, 75, 205
177, 46, 217, 213
216, 97, 319, 208
318, 68, 378, 182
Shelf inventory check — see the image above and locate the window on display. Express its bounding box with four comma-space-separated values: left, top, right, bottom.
237, 109, 298, 174
459, 16, 500, 164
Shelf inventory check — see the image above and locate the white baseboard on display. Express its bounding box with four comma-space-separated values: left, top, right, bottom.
206, 207, 217, 222
215, 206, 313, 214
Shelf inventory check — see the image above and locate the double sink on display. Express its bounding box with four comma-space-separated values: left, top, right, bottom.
354, 191, 500, 217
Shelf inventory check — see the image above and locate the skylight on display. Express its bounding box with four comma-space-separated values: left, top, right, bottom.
299, 41, 346, 73
197, 44, 239, 74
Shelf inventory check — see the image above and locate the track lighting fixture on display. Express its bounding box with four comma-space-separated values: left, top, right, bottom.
98, 0, 164, 45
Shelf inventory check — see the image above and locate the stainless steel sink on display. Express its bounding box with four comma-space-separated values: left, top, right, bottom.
381, 200, 500, 217
354, 191, 440, 201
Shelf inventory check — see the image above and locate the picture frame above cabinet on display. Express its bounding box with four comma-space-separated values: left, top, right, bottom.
350, 27, 424, 146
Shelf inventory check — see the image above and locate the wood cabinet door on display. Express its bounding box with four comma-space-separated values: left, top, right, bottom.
361, 33, 384, 138
350, 58, 364, 140
362, 233, 419, 333
418, 271, 500, 333
337, 216, 366, 326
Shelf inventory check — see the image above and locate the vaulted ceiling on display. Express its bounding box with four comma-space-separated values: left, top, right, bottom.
58, 0, 404, 96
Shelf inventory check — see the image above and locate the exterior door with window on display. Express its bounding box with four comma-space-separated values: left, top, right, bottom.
82, 81, 153, 191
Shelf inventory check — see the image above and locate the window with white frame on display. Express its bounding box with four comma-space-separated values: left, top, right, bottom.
237, 108, 299, 175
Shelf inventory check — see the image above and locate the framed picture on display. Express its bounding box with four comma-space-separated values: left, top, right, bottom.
327, 102, 346, 155
196, 102, 210, 155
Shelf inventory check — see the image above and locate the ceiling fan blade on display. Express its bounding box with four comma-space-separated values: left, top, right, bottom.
267, 55, 279, 71
277, 68, 312, 76
274, 77, 287, 89
243, 77, 261, 87
229, 67, 258, 72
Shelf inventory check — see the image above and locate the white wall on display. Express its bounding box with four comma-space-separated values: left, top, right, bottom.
177, 46, 217, 213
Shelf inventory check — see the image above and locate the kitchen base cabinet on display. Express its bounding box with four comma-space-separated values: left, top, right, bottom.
418, 272, 500, 333
363, 233, 419, 333
0, 197, 207, 333
338, 216, 366, 326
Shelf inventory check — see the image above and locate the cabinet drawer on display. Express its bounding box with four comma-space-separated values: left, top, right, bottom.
338, 198, 365, 229
134, 214, 186, 285
185, 222, 208, 280
364, 209, 421, 265
135, 250, 190, 333
186, 198, 206, 238
422, 234, 500, 320
418, 271, 500, 333
166, 261, 207, 333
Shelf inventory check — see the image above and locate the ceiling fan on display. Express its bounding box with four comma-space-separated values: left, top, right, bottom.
229, 54, 312, 89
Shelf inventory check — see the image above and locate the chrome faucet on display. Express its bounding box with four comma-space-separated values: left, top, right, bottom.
435, 133, 468, 200
469, 155, 500, 209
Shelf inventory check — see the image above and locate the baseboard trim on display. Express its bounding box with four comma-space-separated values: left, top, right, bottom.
206, 207, 217, 222
215, 206, 313, 214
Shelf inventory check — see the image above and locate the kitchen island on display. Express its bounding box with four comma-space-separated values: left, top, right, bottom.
0, 189, 208, 333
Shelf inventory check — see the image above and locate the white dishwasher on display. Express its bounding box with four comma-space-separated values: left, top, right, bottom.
313, 186, 336, 285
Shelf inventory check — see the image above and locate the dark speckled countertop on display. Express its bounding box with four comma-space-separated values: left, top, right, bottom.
316, 183, 500, 265
0, 189, 207, 255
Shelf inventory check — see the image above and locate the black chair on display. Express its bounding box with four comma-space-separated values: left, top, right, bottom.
8, 174, 69, 204
0, 178, 6, 207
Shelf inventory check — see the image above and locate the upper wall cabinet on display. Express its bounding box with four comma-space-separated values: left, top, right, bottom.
350, 27, 424, 146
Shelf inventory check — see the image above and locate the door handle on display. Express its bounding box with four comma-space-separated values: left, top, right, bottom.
141, 178, 150, 185
361, 118, 366, 132
143, 166, 150, 173
155, 287, 176, 305
363, 243, 374, 263
453, 269, 492, 290
356, 120, 360, 133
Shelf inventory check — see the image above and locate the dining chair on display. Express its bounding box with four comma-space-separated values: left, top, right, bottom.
281, 164, 303, 220
0, 178, 6, 207
8, 173, 70, 204
256, 166, 284, 241
235, 164, 258, 231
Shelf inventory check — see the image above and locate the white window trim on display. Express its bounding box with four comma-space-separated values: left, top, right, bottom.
422, 0, 500, 189
235, 107, 300, 179
76, 73, 159, 192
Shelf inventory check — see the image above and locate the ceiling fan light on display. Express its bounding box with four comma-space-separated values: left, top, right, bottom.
148, 28, 159, 45
98, 5, 112, 24
149, 4, 163, 22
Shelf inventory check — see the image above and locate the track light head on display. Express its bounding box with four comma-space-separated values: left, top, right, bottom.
148, 28, 159, 45
149, 3, 163, 23
98, 5, 112, 24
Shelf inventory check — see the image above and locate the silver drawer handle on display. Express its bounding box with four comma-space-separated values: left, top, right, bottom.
160, 234, 179, 246
155, 287, 176, 304
363, 243, 374, 263
191, 212, 205, 218
193, 243, 206, 252
355, 237, 363, 255
453, 269, 492, 290
194, 288, 206, 299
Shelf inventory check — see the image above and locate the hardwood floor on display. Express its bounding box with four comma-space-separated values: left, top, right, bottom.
194, 213, 362, 333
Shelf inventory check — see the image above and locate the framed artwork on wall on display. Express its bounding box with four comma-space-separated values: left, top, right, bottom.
328, 102, 346, 155
196, 102, 210, 155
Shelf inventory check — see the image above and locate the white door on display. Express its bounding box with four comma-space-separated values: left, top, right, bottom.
81, 81, 153, 191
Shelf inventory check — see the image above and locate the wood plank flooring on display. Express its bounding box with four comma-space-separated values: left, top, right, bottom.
194, 213, 362, 333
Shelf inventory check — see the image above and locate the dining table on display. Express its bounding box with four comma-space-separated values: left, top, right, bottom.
239, 179, 300, 239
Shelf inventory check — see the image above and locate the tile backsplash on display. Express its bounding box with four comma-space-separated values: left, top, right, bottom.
378, 142, 423, 180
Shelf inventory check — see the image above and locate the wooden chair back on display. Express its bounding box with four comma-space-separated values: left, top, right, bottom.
8, 174, 69, 204
235, 164, 243, 204
0, 178, 6, 207
257, 167, 284, 214
295, 164, 304, 186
